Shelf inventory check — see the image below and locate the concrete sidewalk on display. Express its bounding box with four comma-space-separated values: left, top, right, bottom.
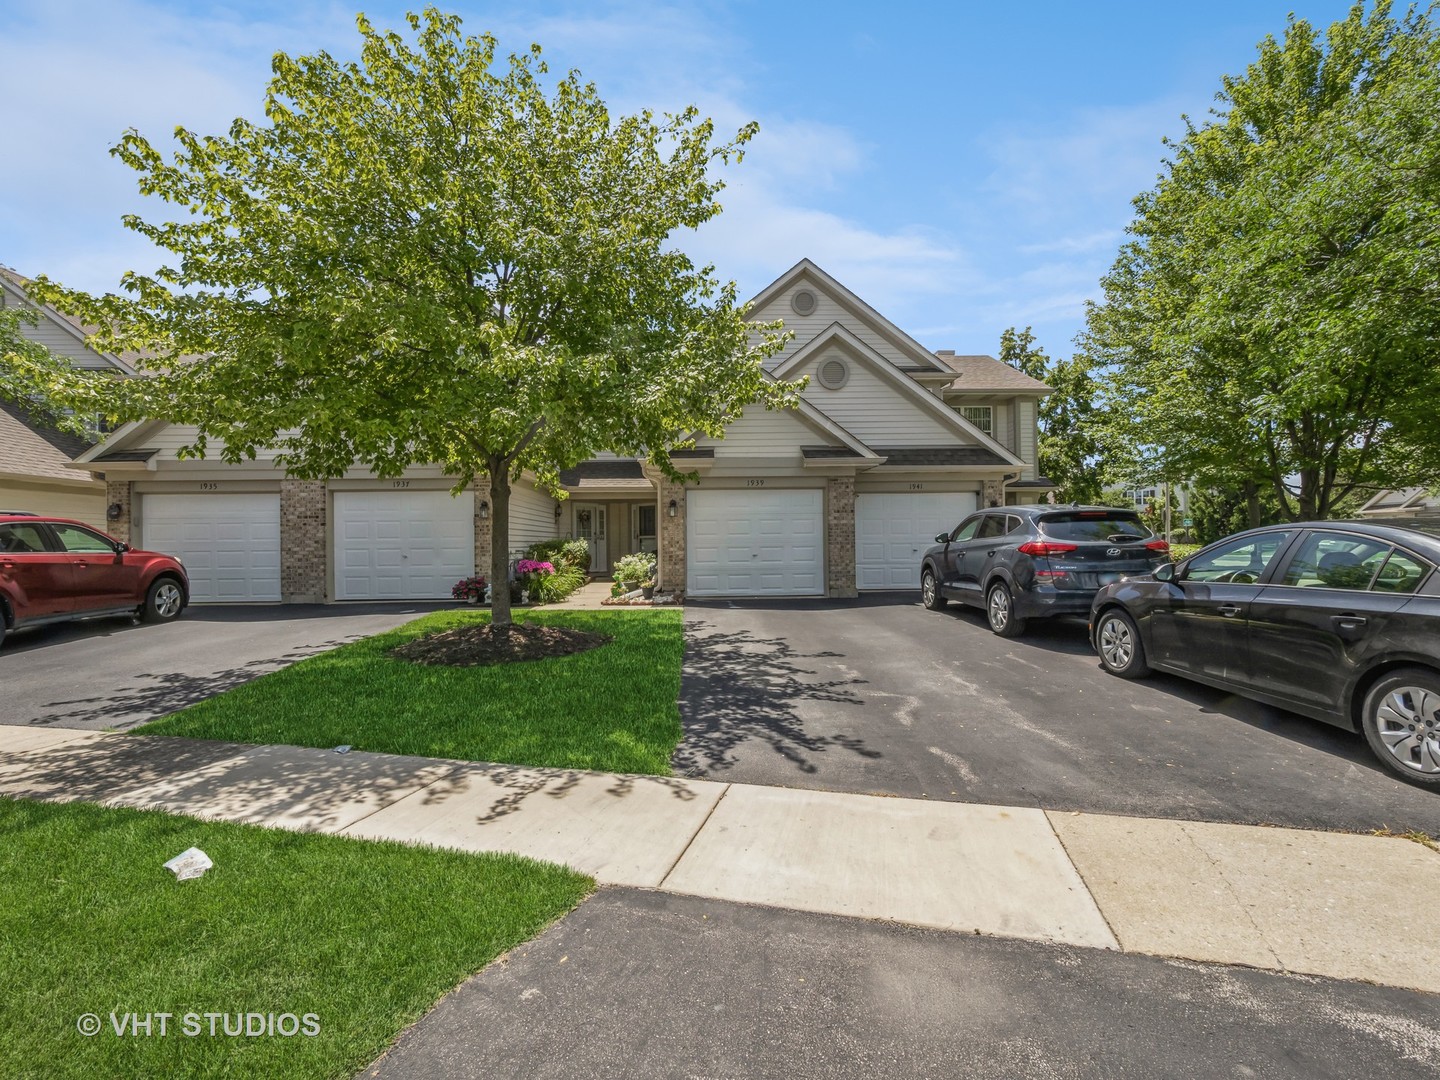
2, 725, 1437, 994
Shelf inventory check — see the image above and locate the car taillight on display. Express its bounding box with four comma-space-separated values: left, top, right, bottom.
1144, 540, 1170, 553
1017, 541, 1078, 557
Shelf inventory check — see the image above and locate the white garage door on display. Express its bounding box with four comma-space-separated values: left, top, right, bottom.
856, 492, 979, 591
334, 490, 475, 600
687, 489, 823, 597
142, 493, 281, 603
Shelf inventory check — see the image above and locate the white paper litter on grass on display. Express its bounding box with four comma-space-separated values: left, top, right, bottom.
163, 847, 213, 881
333, 745, 352, 754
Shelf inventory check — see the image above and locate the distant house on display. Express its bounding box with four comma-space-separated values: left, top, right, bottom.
1357, 487, 1440, 525
75, 258, 1055, 602
0, 266, 136, 528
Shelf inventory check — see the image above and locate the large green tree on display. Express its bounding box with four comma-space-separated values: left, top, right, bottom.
31, 8, 795, 625
999, 326, 1103, 504
1084, 1, 1440, 521
0, 306, 110, 439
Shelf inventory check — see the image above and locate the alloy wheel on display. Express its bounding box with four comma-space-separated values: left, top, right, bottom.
1099, 615, 1133, 671
155, 583, 183, 619
988, 586, 1009, 631
1373, 685, 1440, 775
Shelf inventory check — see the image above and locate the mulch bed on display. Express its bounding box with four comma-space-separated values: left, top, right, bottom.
389, 623, 611, 667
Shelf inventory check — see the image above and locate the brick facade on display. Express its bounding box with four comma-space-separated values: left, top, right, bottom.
657, 477, 686, 594
825, 477, 857, 598
983, 479, 1002, 508
104, 479, 132, 545
474, 492, 492, 582
280, 480, 327, 603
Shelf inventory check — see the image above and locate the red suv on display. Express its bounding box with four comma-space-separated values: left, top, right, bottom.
0, 512, 189, 644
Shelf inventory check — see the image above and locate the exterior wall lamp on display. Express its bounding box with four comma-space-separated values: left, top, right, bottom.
554, 503, 563, 519
667, 499, 678, 518
106, 502, 124, 521
479, 500, 489, 519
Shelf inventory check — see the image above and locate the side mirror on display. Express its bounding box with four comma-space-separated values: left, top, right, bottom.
113, 541, 129, 554
934, 533, 951, 544
1153, 562, 1176, 583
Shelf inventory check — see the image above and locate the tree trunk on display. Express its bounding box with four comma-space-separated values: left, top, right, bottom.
1244, 479, 1261, 529
488, 457, 513, 628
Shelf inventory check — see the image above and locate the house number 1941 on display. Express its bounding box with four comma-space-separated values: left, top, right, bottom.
908, 483, 925, 490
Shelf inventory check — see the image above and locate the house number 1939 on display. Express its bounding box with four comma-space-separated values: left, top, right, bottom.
746, 479, 765, 487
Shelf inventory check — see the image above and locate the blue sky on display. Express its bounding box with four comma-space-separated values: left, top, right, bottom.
0, 0, 1364, 359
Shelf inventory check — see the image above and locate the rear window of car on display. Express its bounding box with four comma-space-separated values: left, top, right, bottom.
0, 523, 51, 553
1037, 512, 1151, 543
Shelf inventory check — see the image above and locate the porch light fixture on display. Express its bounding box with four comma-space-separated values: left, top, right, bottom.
106, 502, 124, 521
479, 500, 489, 519
554, 504, 563, 519
668, 499, 677, 518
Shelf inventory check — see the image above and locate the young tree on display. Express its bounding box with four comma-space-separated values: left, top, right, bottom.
30, 8, 795, 626
1085, 1, 1440, 520
999, 326, 1103, 504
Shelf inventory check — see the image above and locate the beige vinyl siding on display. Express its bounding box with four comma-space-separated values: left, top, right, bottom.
693, 405, 828, 457
1017, 399, 1037, 479
146, 424, 290, 461
508, 480, 558, 551
947, 396, 1010, 450
751, 285, 914, 372
1, 291, 119, 371
798, 350, 964, 447
0, 480, 106, 529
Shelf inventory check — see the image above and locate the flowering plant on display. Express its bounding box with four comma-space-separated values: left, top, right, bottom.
515, 560, 555, 575
450, 574, 487, 600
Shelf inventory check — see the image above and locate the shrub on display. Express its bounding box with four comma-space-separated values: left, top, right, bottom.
524, 538, 591, 573
535, 563, 586, 603
613, 552, 656, 584
1169, 543, 1203, 563
450, 574, 487, 600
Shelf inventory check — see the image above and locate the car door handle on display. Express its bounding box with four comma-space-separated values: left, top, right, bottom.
1217, 604, 1243, 617
1332, 615, 1368, 630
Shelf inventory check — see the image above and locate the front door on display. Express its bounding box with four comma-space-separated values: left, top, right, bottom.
575, 504, 608, 573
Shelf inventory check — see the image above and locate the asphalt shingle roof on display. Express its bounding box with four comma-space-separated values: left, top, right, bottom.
932, 352, 1051, 393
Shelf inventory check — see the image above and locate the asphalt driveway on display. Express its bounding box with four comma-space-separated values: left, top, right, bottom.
0, 603, 450, 730
678, 596, 1440, 835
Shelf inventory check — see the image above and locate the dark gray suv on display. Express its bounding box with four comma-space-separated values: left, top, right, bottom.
920, 506, 1170, 636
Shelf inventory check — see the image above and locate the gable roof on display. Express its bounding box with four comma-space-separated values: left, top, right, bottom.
772, 323, 1024, 466
748, 259, 951, 373
933, 352, 1051, 394
0, 402, 101, 486
0, 266, 139, 376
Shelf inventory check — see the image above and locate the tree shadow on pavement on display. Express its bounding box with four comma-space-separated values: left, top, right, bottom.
10, 641, 360, 729
674, 618, 879, 780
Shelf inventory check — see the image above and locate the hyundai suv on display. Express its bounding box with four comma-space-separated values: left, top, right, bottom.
920, 506, 1169, 636
0, 512, 189, 645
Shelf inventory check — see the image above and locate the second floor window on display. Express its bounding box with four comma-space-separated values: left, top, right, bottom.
957, 405, 992, 435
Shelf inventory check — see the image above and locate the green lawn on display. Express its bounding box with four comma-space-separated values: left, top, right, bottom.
136, 609, 685, 775
0, 798, 591, 1080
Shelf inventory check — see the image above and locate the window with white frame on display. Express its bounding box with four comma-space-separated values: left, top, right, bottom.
956, 405, 992, 434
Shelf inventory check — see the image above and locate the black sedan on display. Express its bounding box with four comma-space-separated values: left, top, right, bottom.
1089, 522, 1440, 787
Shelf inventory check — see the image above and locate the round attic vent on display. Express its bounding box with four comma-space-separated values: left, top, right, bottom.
791, 289, 817, 316
817, 356, 849, 390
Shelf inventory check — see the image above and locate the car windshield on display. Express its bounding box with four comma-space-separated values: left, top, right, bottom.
1038, 512, 1151, 543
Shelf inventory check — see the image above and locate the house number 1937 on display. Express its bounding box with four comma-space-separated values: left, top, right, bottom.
392, 480, 411, 489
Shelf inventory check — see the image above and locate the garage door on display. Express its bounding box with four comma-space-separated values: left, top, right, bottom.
142, 493, 281, 603
687, 489, 823, 597
334, 490, 475, 600
856, 492, 979, 591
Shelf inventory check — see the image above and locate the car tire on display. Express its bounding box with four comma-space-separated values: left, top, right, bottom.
1094, 608, 1150, 679
922, 568, 947, 610
1360, 668, 1440, 788
986, 581, 1026, 637
142, 577, 185, 624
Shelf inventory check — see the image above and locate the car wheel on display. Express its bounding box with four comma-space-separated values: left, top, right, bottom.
1361, 669, 1440, 787
922, 569, 947, 610
142, 577, 185, 624
1095, 608, 1150, 679
986, 581, 1026, 637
